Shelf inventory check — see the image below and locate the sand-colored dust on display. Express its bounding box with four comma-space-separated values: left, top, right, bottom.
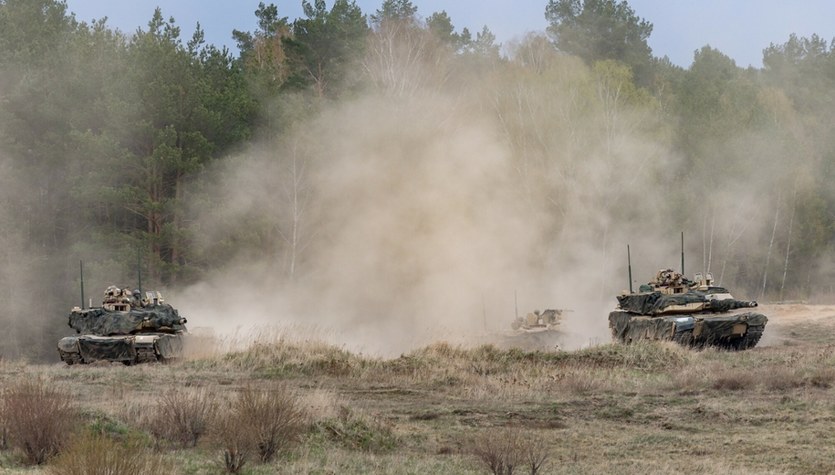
756, 303, 835, 347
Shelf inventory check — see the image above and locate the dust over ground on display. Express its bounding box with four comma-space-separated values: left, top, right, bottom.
756, 303, 835, 347
179, 90, 627, 356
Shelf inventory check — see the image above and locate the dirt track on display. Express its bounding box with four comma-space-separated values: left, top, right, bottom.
757, 303, 835, 347
759, 303, 835, 322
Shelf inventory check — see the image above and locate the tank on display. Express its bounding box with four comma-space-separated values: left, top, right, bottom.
57, 285, 188, 365
608, 269, 767, 350
511, 309, 564, 332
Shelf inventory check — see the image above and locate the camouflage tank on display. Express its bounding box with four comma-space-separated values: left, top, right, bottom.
608, 269, 767, 350
511, 309, 564, 332
57, 285, 188, 365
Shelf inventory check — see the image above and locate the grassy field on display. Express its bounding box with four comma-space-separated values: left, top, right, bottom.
1, 305, 834, 474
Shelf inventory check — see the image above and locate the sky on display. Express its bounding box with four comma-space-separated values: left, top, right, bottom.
63, 0, 835, 68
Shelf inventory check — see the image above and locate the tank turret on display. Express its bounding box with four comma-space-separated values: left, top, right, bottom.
510, 309, 564, 332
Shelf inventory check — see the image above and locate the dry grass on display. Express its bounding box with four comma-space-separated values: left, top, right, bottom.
46, 432, 171, 475
2, 311, 835, 473
312, 405, 398, 453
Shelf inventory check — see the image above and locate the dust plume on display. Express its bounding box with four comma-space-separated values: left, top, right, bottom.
182, 52, 677, 355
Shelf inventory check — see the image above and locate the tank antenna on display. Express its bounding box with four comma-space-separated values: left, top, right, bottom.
137, 248, 142, 297
514, 290, 518, 319
627, 245, 633, 294
79, 260, 85, 310
680, 231, 685, 276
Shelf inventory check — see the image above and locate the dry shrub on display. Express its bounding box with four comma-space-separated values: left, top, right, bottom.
666, 364, 711, 393
559, 369, 605, 395
315, 405, 398, 453
711, 369, 757, 391
145, 389, 216, 448
213, 408, 250, 474
241, 385, 306, 462
521, 436, 549, 475
212, 385, 306, 472
470, 429, 550, 475
761, 367, 805, 391
0, 378, 77, 464
807, 367, 835, 388
47, 432, 171, 475
219, 336, 369, 377
471, 429, 521, 475
569, 342, 691, 371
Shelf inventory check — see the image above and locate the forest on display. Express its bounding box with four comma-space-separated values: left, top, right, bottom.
1, 0, 835, 360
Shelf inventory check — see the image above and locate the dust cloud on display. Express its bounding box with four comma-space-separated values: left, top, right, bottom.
181, 59, 679, 355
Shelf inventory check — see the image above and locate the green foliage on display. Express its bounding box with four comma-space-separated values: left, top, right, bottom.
545, 0, 654, 85
283, 0, 369, 98
426, 10, 469, 52
370, 0, 418, 27
232, 2, 292, 95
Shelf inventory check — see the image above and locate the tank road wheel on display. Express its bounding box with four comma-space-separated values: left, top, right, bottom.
59, 351, 83, 366
135, 348, 160, 364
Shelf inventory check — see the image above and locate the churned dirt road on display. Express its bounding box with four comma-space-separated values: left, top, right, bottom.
758, 303, 835, 347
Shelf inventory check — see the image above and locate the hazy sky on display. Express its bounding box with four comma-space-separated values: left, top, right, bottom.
63, 0, 835, 68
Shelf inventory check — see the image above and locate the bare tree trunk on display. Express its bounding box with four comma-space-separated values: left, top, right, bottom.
718, 203, 756, 286
707, 208, 715, 274
275, 139, 311, 281
761, 192, 781, 300
599, 224, 609, 301
780, 182, 798, 300
702, 210, 707, 274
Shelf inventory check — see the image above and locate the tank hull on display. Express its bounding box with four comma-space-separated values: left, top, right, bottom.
608, 310, 766, 350
58, 333, 185, 365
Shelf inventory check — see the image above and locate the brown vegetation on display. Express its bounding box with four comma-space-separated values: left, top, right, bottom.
210, 384, 306, 472
0, 379, 77, 465
0, 308, 834, 473
47, 432, 171, 475
144, 389, 216, 448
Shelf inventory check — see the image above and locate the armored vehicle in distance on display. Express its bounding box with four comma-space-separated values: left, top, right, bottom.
608, 269, 767, 350
511, 309, 564, 332
58, 285, 188, 365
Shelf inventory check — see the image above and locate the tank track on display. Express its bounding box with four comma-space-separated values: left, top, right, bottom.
59, 350, 83, 365
135, 347, 160, 364
732, 325, 764, 350
672, 326, 764, 351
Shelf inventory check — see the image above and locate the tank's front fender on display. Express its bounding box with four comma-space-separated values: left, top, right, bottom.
57, 336, 80, 353
133, 335, 158, 346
